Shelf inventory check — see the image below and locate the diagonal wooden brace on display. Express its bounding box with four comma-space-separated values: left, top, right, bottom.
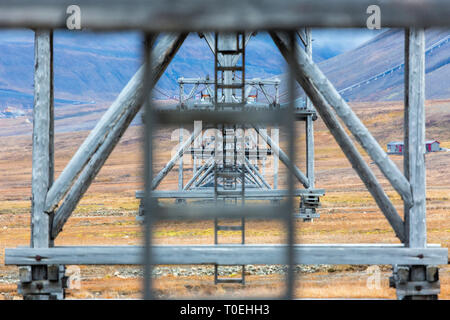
271, 31, 413, 208
50, 33, 187, 238
271, 31, 406, 242
254, 126, 310, 189
152, 125, 203, 190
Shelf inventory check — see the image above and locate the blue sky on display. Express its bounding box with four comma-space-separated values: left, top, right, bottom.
311, 28, 384, 59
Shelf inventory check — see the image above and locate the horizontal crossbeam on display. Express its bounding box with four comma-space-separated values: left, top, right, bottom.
1, 1, 450, 30
5, 245, 447, 266
154, 204, 290, 220
178, 78, 280, 86
136, 189, 324, 199
155, 109, 289, 125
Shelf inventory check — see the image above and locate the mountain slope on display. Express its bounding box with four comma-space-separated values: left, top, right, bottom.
0, 30, 375, 110
279, 28, 450, 102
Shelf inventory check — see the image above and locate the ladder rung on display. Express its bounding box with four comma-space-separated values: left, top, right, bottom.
217, 49, 243, 55
217, 66, 243, 71
216, 225, 244, 231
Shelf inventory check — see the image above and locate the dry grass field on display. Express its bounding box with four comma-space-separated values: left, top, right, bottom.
0, 99, 449, 299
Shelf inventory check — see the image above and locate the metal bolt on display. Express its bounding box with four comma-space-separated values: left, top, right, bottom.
417, 254, 424, 259
35, 255, 42, 261
36, 283, 43, 290
415, 285, 422, 291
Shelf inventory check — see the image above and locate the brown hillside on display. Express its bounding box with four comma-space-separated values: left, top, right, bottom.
0, 99, 449, 299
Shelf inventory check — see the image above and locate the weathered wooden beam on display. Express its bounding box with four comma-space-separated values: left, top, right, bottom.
254, 126, 310, 188
305, 115, 315, 188
136, 189, 324, 199
201, 31, 252, 66
195, 163, 216, 187
243, 163, 264, 188
198, 173, 214, 187
404, 29, 426, 248
271, 32, 406, 242
50, 34, 187, 238
152, 125, 203, 190
1, 0, 450, 30
272, 127, 279, 189
272, 31, 413, 207
46, 33, 186, 215
258, 84, 272, 104
178, 126, 184, 191
183, 157, 214, 190
31, 30, 53, 249
178, 78, 280, 86
6, 245, 447, 266
244, 157, 271, 189
304, 28, 315, 188
241, 168, 260, 187
30, 30, 55, 300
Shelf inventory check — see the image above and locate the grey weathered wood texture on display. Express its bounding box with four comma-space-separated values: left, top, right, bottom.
5, 245, 447, 266
271, 31, 413, 207
195, 161, 216, 187
136, 189, 324, 199
183, 157, 214, 190
155, 203, 289, 220
404, 29, 426, 248
50, 34, 187, 238
47, 33, 186, 215
272, 127, 279, 189
1, 0, 450, 30
254, 126, 310, 188
201, 31, 252, 67
178, 126, 184, 190
304, 28, 315, 189
271, 32, 406, 242
31, 30, 53, 249
244, 158, 271, 189
305, 116, 314, 188
243, 164, 263, 188
152, 125, 203, 190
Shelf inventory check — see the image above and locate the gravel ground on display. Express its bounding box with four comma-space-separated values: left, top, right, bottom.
0, 264, 332, 285
112, 264, 333, 279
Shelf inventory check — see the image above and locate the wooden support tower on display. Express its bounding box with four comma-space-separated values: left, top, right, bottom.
1, 0, 448, 300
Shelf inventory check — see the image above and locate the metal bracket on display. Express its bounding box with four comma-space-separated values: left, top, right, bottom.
390, 265, 440, 299
295, 195, 321, 221
19, 265, 67, 300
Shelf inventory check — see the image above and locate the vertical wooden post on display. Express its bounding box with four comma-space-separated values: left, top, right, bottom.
271, 127, 279, 189
401, 28, 436, 300
31, 30, 53, 249
28, 29, 55, 300
178, 126, 184, 191
305, 28, 314, 188
404, 28, 426, 248
178, 82, 184, 192
305, 117, 314, 188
